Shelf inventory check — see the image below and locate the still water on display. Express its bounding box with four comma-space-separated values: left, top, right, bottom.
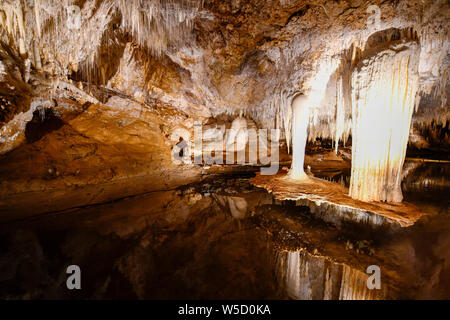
0, 163, 448, 299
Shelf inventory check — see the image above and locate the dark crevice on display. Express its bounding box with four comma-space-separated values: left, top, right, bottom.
285, 5, 310, 25
25, 108, 64, 144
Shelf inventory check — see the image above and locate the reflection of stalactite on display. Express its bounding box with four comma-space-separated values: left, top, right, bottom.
349, 42, 420, 203
226, 197, 248, 220
277, 250, 385, 300
339, 265, 376, 300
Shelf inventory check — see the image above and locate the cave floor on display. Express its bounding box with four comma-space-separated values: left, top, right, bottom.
250, 172, 428, 228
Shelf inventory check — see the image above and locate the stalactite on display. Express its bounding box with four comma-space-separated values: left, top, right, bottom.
349, 41, 420, 203
0, 0, 202, 82
33, 41, 41, 70
34, 0, 41, 38
248, 89, 293, 153
0, 0, 27, 55
335, 76, 346, 153
15, 6, 26, 56
24, 58, 30, 82
117, 0, 202, 57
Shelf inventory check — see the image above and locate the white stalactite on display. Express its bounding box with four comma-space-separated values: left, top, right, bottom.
0, 1, 27, 55
335, 76, 346, 154
34, 0, 41, 38
118, 0, 201, 57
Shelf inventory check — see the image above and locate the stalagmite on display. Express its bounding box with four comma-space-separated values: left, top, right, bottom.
349, 42, 420, 203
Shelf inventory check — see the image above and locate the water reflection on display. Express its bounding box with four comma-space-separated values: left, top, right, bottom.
0, 164, 447, 299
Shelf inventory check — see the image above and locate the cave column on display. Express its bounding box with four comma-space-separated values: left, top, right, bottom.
349, 43, 420, 203
288, 95, 310, 180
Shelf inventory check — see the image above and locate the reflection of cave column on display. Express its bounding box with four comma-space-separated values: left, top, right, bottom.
349, 42, 420, 202
288, 95, 310, 180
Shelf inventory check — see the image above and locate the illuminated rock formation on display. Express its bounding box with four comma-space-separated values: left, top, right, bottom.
288, 95, 310, 180
226, 116, 249, 152
349, 41, 420, 203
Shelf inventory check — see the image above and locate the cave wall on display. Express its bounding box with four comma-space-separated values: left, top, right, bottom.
0, 0, 448, 217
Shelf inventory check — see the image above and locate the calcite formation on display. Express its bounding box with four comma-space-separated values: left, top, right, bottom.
349, 42, 420, 203
287, 95, 310, 180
